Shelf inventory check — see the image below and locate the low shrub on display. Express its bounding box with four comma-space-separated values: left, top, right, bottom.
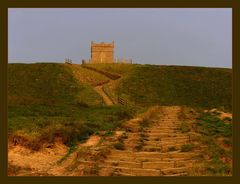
113, 142, 125, 150
179, 122, 191, 133
223, 138, 232, 146
197, 113, 232, 137
181, 144, 194, 152
168, 146, 177, 152
135, 143, 143, 151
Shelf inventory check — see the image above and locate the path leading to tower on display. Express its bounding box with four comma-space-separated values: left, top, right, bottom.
80, 64, 121, 106
65, 64, 120, 106
97, 106, 201, 176
94, 85, 114, 105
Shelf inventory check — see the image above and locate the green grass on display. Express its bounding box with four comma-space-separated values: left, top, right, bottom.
196, 113, 232, 137
86, 64, 232, 112
179, 122, 191, 133
181, 144, 194, 152
116, 65, 232, 111
87, 63, 135, 75
8, 105, 136, 149
8, 63, 102, 106
168, 146, 177, 152
195, 112, 232, 175
57, 144, 77, 164
67, 64, 109, 86
8, 63, 136, 149
205, 161, 231, 176
200, 139, 232, 176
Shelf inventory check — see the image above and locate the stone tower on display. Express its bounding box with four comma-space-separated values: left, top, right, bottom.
91, 41, 114, 63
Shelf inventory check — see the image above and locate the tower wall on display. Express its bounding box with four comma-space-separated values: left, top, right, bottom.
91, 41, 114, 63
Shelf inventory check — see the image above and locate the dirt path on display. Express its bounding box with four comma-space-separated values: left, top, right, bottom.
94, 85, 114, 105
69, 64, 118, 106
8, 135, 102, 176
8, 137, 68, 176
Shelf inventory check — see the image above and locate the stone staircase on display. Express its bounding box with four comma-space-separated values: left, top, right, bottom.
97, 106, 199, 176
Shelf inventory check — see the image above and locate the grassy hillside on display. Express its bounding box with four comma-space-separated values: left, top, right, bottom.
119, 65, 232, 111
66, 64, 110, 86
8, 63, 136, 149
90, 64, 232, 112
8, 62, 232, 176
8, 62, 232, 149
85, 63, 135, 75
8, 63, 102, 106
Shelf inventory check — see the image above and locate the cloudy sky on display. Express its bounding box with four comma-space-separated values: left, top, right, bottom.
8, 8, 232, 68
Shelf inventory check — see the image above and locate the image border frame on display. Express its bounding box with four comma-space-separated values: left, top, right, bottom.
1, 0, 239, 184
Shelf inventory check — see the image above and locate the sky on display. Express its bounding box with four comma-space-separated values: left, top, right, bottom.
8, 8, 232, 68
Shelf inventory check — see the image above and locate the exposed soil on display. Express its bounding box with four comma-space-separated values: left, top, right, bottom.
205, 108, 232, 121
69, 64, 117, 106
8, 137, 68, 176
80, 135, 101, 147
94, 85, 114, 105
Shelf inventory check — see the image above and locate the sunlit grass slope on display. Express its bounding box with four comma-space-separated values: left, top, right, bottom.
89, 64, 232, 112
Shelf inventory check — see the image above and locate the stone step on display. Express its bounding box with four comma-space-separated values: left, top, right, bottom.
138, 157, 195, 162
174, 160, 195, 167
143, 144, 185, 152
106, 155, 196, 163
160, 136, 189, 141
123, 137, 140, 141
148, 126, 179, 129
107, 155, 136, 161
142, 161, 175, 169
151, 126, 180, 129
108, 151, 199, 161
144, 129, 177, 133
143, 142, 183, 148
165, 172, 188, 176
161, 111, 179, 113
159, 117, 179, 119
148, 129, 179, 133
146, 137, 189, 142
145, 133, 187, 138
160, 115, 179, 117
157, 121, 179, 123
162, 157, 195, 161
142, 146, 162, 152
110, 150, 134, 156
99, 166, 161, 176
160, 119, 180, 121
161, 140, 190, 145
135, 152, 199, 159
156, 122, 180, 124
142, 144, 194, 153
111, 172, 135, 176
158, 125, 181, 128
161, 167, 189, 175
159, 119, 179, 122
161, 145, 182, 152
130, 132, 185, 137
103, 160, 142, 168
